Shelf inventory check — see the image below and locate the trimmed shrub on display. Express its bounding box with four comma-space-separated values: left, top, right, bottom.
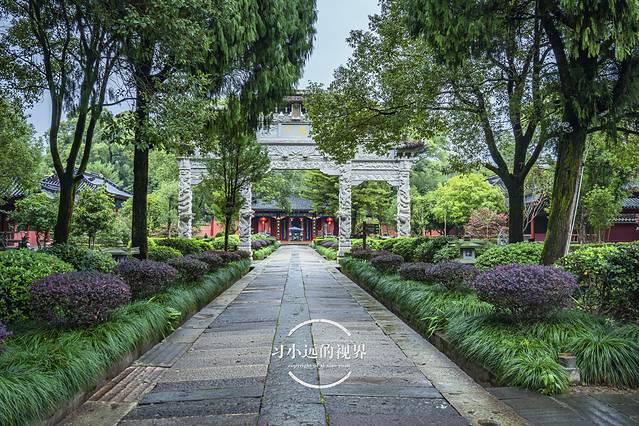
598, 243, 639, 320
167, 256, 209, 282
371, 254, 404, 274
30, 271, 131, 328
148, 245, 182, 262
0, 249, 74, 322
216, 251, 242, 264
114, 260, 178, 298
414, 236, 456, 263
154, 237, 211, 255
238, 250, 252, 259
432, 242, 460, 263
0, 321, 11, 345
208, 235, 239, 251
43, 244, 116, 272
398, 262, 433, 282
191, 251, 225, 270
391, 237, 418, 261
471, 265, 578, 319
428, 262, 478, 292
351, 247, 390, 260
475, 242, 543, 271
378, 238, 399, 253
319, 240, 338, 249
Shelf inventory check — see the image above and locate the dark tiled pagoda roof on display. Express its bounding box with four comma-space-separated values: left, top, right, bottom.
8, 172, 131, 200
623, 193, 639, 209
253, 196, 313, 212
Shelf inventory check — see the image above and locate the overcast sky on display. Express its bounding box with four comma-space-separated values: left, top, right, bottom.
25, 0, 380, 136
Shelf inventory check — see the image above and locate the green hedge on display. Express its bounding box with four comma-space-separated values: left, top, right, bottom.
313, 243, 337, 260
0, 259, 250, 425
253, 243, 280, 260
475, 242, 543, 270
340, 257, 639, 394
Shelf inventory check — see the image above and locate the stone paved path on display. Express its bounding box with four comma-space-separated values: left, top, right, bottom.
65, 246, 523, 426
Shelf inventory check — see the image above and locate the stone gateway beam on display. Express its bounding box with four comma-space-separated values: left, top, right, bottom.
177, 94, 421, 256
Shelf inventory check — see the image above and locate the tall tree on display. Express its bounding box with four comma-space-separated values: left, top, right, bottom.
117, 0, 316, 258
203, 101, 270, 251
0, 0, 122, 243
73, 185, 114, 248
0, 97, 39, 200
402, 0, 639, 262
306, 0, 552, 244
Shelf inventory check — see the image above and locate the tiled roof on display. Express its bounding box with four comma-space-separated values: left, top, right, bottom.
253, 196, 313, 211
8, 172, 131, 200
623, 193, 639, 209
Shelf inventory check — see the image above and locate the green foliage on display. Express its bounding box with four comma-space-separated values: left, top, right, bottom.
0, 98, 39, 202
73, 186, 115, 248
339, 258, 637, 393
387, 237, 417, 261
208, 235, 239, 251
301, 171, 338, 215
475, 243, 543, 271
43, 244, 116, 273
413, 236, 456, 263
148, 245, 182, 262
0, 259, 250, 425
314, 244, 337, 260
582, 186, 623, 241
569, 329, 639, 387
253, 243, 279, 261
0, 250, 73, 322
9, 193, 58, 248
154, 238, 212, 256
432, 242, 461, 263
558, 243, 639, 320
429, 174, 505, 226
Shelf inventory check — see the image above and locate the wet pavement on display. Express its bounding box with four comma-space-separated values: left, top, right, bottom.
64, 246, 525, 425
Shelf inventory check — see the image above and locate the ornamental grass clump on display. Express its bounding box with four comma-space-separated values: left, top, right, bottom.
371, 254, 404, 274
471, 265, 577, 319
114, 260, 178, 298
398, 262, 433, 282
429, 262, 479, 292
191, 251, 225, 270
168, 256, 209, 282
30, 271, 131, 327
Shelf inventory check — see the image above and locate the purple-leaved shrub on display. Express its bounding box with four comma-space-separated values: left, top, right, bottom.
398, 262, 433, 281
30, 271, 131, 327
114, 260, 177, 298
371, 254, 404, 274
428, 262, 479, 292
351, 247, 390, 260
471, 264, 578, 319
168, 256, 209, 282
191, 251, 225, 270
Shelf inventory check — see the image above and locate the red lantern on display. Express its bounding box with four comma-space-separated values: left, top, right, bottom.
326, 217, 333, 224
259, 217, 268, 223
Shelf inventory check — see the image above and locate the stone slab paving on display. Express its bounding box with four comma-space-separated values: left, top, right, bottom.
488, 387, 639, 425
66, 246, 527, 425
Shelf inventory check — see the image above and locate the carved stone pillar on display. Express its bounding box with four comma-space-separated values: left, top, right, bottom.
177, 158, 193, 238
239, 184, 253, 254
338, 164, 352, 256
396, 161, 411, 237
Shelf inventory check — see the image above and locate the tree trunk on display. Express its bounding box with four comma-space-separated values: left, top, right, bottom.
362, 220, 368, 249
53, 174, 77, 244
132, 146, 149, 258
541, 128, 588, 264
224, 217, 231, 251
506, 179, 525, 243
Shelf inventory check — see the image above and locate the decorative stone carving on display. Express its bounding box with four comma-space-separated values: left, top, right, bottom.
337, 164, 352, 256
177, 159, 193, 238
239, 184, 253, 254
396, 161, 411, 237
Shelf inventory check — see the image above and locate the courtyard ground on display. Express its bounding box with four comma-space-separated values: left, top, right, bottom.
63, 246, 637, 425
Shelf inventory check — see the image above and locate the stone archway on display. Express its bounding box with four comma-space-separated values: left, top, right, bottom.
177, 94, 420, 256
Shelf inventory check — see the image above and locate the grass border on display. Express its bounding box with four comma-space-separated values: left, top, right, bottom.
313, 243, 337, 260
0, 259, 250, 426
253, 242, 280, 260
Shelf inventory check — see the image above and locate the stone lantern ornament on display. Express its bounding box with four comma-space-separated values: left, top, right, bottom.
459, 239, 482, 263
